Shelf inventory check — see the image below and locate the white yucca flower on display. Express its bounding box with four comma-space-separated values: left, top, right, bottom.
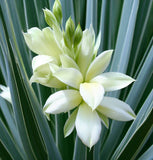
23, 0, 136, 148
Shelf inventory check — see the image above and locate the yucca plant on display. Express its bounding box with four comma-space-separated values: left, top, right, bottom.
0, 0, 153, 160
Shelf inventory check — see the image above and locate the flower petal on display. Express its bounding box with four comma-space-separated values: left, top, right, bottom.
75, 103, 101, 148
97, 97, 136, 121
76, 25, 95, 76
85, 50, 113, 81
32, 55, 56, 72
30, 74, 65, 88
60, 54, 79, 70
90, 72, 135, 91
64, 108, 78, 137
30, 57, 65, 88
44, 90, 82, 114
53, 68, 83, 89
94, 31, 101, 55
0, 85, 12, 103
23, 27, 62, 60
80, 83, 104, 110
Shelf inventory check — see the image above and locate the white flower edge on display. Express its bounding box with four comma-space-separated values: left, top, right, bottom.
80, 83, 104, 110
90, 72, 135, 91
97, 97, 136, 121
85, 50, 113, 81
43, 89, 82, 114
75, 102, 101, 148
52, 67, 83, 89
23, 27, 62, 61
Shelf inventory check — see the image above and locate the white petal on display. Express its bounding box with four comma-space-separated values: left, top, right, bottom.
75, 103, 101, 148
0, 85, 12, 103
32, 55, 56, 72
76, 26, 95, 75
30, 58, 65, 88
80, 83, 104, 110
44, 90, 82, 114
85, 50, 113, 81
30, 74, 65, 88
60, 54, 79, 70
97, 97, 136, 121
53, 68, 83, 89
90, 72, 135, 91
64, 108, 78, 137
94, 31, 101, 55
23, 27, 62, 60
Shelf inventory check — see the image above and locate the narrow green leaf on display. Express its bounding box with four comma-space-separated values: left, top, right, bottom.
107, 0, 123, 49
126, 42, 153, 110
108, 0, 139, 98
73, 0, 86, 28
56, 113, 74, 160
0, 141, 12, 160
111, 90, 153, 159
3, 49, 47, 159
0, 119, 23, 160
99, 0, 110, 52
60, 0, 75, 26
128, 0, 153, 76
138, 145, 153, 160
73, 136, 87, 160
0, 98, 25, 157
86, 0, 98, 34
100, 43, 153, 160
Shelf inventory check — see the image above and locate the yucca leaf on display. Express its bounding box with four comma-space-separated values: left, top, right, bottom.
111, 90, 153, 159
73, 136, 87, 160
73, 0, 86, 28
56, 113, 74, 160
128, 0, 153, 76
138, 145, 153, 160
0, 98, 24, 154
126, 42, 153, 110
100, 39, 153, 160
85, 0, 98, 34
0, 141, 12, 160
0, 119, 23, 160
109, 0, 139, 98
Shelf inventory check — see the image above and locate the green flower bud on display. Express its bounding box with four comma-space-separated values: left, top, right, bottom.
74, 24, 83, 47
53, 0, 62, 25
43, 8, 57, 28
65, 17, 75, 43
63, 32, 71, 49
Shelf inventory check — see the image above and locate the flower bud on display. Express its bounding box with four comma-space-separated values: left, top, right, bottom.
65, 17, 75, 43
63, 32, 71, 49
43, 8, 57, 28
74, 24, 83, 47
53, 0, 62, 25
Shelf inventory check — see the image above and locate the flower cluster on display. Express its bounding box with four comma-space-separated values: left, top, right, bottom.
23, 0, 136, 148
